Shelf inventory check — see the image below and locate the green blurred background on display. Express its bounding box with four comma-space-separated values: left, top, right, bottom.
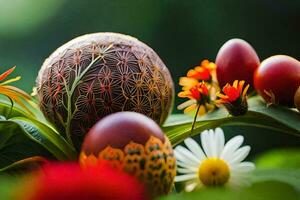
0, 0, 299, 155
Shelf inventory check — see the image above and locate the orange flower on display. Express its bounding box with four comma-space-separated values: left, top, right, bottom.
178, 81, 213, 116
178, 60, 217, 134
178, 81, 209, 101
0, 66, 35, 115
187, 60, 216, 82
179, 77, 198, 91
178, 60, 218, 116
216, 80, 249, 116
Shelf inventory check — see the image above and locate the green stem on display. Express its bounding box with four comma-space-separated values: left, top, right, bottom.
64, 55, 102, 148
190, 104, 201, 136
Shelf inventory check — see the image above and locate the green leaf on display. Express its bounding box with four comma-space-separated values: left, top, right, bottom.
251, 169, 300, 192
163, 96, 300, 145
0, 101, 28, 118
10, 117, 77, 160
159, 181, 299, 200
0, 98, 50, 125
0, 120, 52, 171
0, 117, 77, 172
255, 148, 300, 169
0, 156, 47, 174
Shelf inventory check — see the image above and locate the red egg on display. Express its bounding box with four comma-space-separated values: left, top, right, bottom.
79, 112, 176, 197
295, 87, 300, 111
254, 55, 300, 106
216, 38, 260, 89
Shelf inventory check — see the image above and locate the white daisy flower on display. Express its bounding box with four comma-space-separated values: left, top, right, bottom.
174, 127, 255, 191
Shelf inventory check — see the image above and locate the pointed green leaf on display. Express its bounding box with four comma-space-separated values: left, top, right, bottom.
10, 117, 77, 160
0, 120, 52, 171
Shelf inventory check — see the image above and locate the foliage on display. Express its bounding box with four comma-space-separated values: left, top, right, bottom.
163, 96, 300, 145
0, 101, 76, 173
159, 180, 299, 200
0, 94, 299, 175
255, 148, 300, 169
0, 81, 299, 200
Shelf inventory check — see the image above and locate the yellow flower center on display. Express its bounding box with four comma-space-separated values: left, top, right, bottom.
198, 158, 230, 186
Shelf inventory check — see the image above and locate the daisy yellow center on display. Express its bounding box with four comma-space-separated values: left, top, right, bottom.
198, 158, 230, 186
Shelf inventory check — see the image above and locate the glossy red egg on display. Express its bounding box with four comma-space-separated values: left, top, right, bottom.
254, 55, 300, 106
294, 86, 300, 111
80, 112, 176, 197
81, 112, 165, 155
216, 39, 260, 89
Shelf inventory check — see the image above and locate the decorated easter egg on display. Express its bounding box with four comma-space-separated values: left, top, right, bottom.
79, 112, 176, 197
36, 33, 174, 149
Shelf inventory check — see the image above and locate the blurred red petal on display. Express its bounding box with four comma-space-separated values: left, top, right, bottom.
23, 162, 148, 200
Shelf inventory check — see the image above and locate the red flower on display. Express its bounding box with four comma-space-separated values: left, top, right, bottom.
216, 80, 249, 104
178, 82, 213, 116
19, 162, 148, 200
215, 80, 249, 116
178, 81, 209, 101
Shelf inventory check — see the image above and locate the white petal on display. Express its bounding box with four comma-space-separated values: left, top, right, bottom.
220, 135, 244, 161
214, 127, 225, 157
184, 138, 206, 160
228, 176, 251, 188
231, 162, 255, 174
228, 146, 251, 165
201, 130, 213, 157
175, 174, 197, 182
175, 146, 200, 165
177, 160, 198, 170
185, 181, 199, 192
209, 129, 218, 157
177, 167, 198, 174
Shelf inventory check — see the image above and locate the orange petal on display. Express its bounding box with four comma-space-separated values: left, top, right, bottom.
194, 66, 205, 73
0, 66, 16, 81
233, 80, 238, 89
207, 62, 216, 70
0, 86, 34, 115
201, 59, 209, 67
179, 77, 198, 87
242, 84, 250, 97
183, 103, 198, 113
197, 105, 207, 116
3, 85, 31, 99
216, 92, 229, 100
214, 99, 226, 105
0, 76, 21, 86
187, 69, 201, 79
178, 90, 191, 98
238, 80, 245, 94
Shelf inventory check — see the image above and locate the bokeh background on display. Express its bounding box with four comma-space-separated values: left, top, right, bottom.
0, 0, 299, 156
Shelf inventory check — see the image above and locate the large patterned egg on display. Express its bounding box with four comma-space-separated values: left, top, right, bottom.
36, 33, 174, 149
79, 112, 176, 198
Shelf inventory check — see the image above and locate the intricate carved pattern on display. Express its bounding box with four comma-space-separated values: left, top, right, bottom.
36, 33, 174, 149
79, 136, 176, 196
